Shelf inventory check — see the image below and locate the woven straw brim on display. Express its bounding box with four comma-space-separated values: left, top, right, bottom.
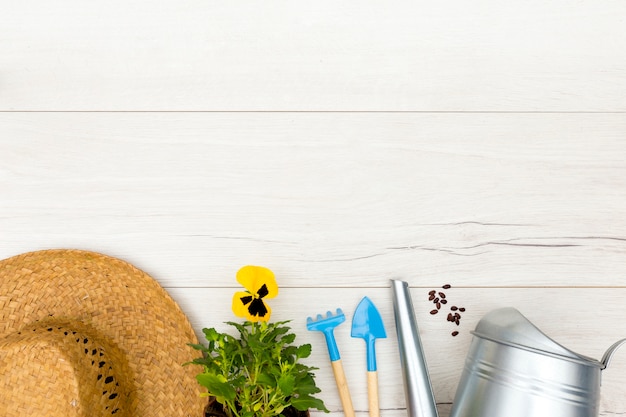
0, 249, 206, 417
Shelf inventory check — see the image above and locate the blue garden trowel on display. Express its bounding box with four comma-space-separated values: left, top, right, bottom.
351, 296, 387, 417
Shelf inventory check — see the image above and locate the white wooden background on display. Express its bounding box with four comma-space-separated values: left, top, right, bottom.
1, 2, 625, 416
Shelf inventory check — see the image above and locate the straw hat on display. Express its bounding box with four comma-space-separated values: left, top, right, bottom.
0, 249, 206, 417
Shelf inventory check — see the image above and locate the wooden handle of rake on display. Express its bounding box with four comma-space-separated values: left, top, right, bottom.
331, 359, 355, 417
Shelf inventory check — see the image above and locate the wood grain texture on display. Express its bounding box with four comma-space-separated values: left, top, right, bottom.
1, 2, 625, 416
1, 0, 626, 111
1, 113, 624, 288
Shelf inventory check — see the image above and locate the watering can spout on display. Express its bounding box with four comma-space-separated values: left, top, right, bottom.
391, 279, 439, 417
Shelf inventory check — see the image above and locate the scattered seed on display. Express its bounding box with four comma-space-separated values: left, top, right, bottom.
426, 285, 465, 337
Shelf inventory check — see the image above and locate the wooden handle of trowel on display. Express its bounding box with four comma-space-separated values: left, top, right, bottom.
331, 359, 355, 417
367, 371, 380, 417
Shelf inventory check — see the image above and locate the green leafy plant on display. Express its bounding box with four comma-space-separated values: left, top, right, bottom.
187, 266, 328, 417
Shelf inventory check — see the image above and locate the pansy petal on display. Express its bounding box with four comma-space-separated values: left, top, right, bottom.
236, 265, 278, 299
248, 298, 269, 318
249, 302, 272, 323
232, 291, 253, 318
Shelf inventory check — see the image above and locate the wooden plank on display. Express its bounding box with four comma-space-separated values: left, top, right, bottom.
1, 1, 625, 111
170, 287, 626, 417
1, 112, 624, 287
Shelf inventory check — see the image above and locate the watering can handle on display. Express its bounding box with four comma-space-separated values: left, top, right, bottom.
601, 338, 626, 369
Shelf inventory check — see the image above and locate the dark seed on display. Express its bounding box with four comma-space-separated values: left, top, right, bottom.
109, 393, 118, 400
447, 313, 454, 321
433, 297, 439, 303
436, 302, 441, 309
441, 299, 447, 304
430, 309, 438, 315
429, 294, 435, 301
452, 331, 459, 336
429, 290, 436, 295
451, 306, 458, 311
439, 292, 446, 298
459, 307, 466, 312
105, 376, 114, 384
443, 284, 451, 289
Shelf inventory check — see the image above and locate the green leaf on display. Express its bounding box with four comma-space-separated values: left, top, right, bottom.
281, 333, 296, 345
196, 373, 237, 401
291, 395, 330, 412
187, 342, 208, 352
281, 345, 297, 359
278, 374, 295, 394
293, 374, 321, 395
256, 373, 275, 387
202, 327, 221, 342
184, 356, 211, 367
295, 344, 311, 359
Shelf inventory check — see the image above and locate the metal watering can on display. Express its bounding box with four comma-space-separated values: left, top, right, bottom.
390, 280, 626, 417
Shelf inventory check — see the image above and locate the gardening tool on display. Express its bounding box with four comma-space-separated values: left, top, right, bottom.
391, 277, 626, 417
450, 307, 626, 417
306, 309, 355, 417
391, 280, 439, 417
351, 297, 387, 417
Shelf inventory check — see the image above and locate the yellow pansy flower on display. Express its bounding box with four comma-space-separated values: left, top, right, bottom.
232, 265, 278, 322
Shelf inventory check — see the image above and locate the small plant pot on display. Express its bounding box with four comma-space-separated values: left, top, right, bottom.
204, 397, 310, 417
